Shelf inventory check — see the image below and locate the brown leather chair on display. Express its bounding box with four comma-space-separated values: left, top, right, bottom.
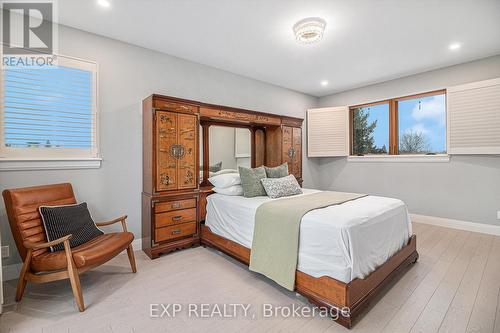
2, 183, 137, 312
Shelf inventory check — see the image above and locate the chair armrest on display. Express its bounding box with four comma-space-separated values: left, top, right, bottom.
96, 215, 129, 232
23, 234, 72, 250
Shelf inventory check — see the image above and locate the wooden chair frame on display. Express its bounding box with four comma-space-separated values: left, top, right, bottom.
16, 215, 137, 312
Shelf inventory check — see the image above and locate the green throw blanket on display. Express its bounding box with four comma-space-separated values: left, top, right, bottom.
249, 191, 366, 290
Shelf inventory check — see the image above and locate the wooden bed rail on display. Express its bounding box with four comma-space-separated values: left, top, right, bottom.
200, 224, 417, 328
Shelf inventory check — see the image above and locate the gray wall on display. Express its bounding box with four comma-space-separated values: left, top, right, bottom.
209, 126, 238, 170
317, 55, 500, 226
208, 126, 252, 170
2, 24, 498, 270
0, 25, 318, 266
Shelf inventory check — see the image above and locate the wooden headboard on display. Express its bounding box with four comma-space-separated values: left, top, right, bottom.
144, 94, 303, 222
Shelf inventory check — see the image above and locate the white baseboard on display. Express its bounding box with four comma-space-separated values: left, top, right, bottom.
2, 238, 143, 282
411, 213, 500, 236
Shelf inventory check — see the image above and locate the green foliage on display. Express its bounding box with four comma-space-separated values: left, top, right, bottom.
352, 108, 387, 155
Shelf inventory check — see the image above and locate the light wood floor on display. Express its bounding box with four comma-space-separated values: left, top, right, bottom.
1, 222, 500, 333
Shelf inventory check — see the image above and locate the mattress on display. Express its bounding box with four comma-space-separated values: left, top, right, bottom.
205, 189, 412, 283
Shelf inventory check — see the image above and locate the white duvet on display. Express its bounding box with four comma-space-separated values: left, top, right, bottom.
205, 189, 412, 283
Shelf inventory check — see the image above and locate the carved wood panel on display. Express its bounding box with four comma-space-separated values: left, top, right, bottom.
281, 126, 302, 180
154, 100, 197, 113
156, 111, 178, 191
200, 107, 281, 126
282, 126, 293, 172
292, 127, 302, 179
254, 129, 265, 167
177, 113, 197, 189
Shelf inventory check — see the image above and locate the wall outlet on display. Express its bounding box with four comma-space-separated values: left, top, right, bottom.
497, 211, 500, 220
1, 245, 9, 258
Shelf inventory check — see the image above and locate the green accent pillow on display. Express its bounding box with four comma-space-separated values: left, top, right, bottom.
238, 166, 267, 197
264, 163, 289, 178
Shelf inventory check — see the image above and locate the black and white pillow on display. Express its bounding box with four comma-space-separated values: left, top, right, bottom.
260, 174, 303, 199
39, 202, 104, 252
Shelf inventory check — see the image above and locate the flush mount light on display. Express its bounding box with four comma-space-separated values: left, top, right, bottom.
97, 0, 111, 8
293, 17, 326, 44
449, 42, 461, 51
321, 80, 329, 86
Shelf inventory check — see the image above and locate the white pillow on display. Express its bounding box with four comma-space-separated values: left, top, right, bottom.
212, 169, 238, 176
213, 185, 244, 196
208, 173, 241, 188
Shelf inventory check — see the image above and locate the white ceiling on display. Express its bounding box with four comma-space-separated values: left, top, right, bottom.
57, 0, 500, 97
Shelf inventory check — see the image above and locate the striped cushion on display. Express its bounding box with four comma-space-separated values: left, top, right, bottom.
39, 202, 103, 252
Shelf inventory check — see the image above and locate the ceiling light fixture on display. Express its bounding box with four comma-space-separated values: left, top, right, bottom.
97, 0, 111, 8
321, 80, 329, 86
293, 17, 326, 44
449, 42, 461, 51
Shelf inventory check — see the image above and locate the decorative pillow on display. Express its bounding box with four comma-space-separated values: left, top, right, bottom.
238, 166, 267, 197
209, 161, 222, 172
264, 163, 289, 178
260, 174, 303, 199
212, 185, 244, 196
212, 169, 238, 176
208, 173, 241, 188
39, 202, 104, 252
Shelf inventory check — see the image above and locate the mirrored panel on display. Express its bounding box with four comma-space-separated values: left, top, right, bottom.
204, 126, 251, 176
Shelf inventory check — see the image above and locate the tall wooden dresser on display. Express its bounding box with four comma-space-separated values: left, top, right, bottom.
142, 94, 304, 259
142, 95, 200, 259
266, 117, 303, 185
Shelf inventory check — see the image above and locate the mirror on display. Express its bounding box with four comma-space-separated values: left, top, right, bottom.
201, 126, 251, 178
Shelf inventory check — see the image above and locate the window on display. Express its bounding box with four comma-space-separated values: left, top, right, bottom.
397, 92, 446, 154
350, 90, 446, 156
351, 102, 389, 155
1, 56, 99, 160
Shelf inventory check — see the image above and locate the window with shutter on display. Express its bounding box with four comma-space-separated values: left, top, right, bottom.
1, 55, 98, 159
310, 79, 500, 161
307, 106, 349, 157
447, 78, 500, 154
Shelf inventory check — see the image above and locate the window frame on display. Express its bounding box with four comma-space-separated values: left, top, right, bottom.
349, 99, 392, 155
349, 89, 447, 156
0, 54, 100, 161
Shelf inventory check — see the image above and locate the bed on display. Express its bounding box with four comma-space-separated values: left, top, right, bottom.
200, 189, 418, 328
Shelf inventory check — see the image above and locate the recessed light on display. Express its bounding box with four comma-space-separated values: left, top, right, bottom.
97, 0, 111, 8
293, 17, 326, 44
449, 42, 461, 51
321, 80, 329, 86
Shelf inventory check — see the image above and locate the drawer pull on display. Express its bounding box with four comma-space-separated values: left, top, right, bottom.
171, 229, 181, 235
172, 216, 183, 221
171, 203, 181, 209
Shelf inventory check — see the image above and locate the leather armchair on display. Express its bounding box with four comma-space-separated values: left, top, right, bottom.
2, 183, 137, 312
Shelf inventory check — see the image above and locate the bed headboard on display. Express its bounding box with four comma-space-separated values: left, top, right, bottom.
142, 94, 303, 239
197, 104, 303, 220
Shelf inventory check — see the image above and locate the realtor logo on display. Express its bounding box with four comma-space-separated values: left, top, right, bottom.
1, 1, 58, 67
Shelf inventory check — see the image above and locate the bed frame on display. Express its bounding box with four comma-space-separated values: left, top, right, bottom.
201, 224, 417, 328
190, 97, 418, 328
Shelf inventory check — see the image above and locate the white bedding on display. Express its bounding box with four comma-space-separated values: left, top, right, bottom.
205, 189, 412, 283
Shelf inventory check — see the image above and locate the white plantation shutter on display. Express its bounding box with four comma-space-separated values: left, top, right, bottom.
1, 56, 98, 158
307, 106, 349, 157
447, 78, 500, 154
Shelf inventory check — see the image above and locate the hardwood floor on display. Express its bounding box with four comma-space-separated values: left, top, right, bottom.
1, 222, 499, 333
